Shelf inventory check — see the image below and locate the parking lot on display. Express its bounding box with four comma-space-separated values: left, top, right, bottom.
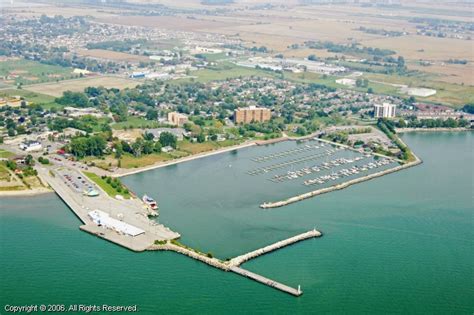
57, 168, 96, 194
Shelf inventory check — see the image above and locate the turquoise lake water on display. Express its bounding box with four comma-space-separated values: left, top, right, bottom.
0, 132, 472, 314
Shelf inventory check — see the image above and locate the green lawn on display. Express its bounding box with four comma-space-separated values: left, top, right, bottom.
363, 72, 474, 108
177, 62, 276, 84
0, 89, 61, 108
83, 171, 131, 199
178, 139, 243, 155
0, 59, 74, 85
199, 52, 229, 62
120, 152, 174, 168
0, 149, 14, 159
111, 117, 160, 130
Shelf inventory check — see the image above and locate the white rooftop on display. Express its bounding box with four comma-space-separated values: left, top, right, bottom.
88, 210, 145, 237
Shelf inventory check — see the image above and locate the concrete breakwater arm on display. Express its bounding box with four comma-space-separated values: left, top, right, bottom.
261, 156, 422, 209
230, 229, 322, 267
148, 243, 230, 271
148, 230, 322, 296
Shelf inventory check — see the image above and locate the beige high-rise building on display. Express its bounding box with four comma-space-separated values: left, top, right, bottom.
168, 112, 189, 126
234, 106, 271, 124
374, 103, 396, 118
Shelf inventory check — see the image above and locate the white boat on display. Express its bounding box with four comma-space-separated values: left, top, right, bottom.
142, 194, 158, 210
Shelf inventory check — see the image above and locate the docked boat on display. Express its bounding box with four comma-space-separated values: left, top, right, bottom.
142, 194, 159, 210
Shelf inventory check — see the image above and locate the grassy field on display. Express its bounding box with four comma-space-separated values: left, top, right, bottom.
0, 59, 74, 86
0, 162, 26, 191
364, 73, 474, 108
24, 76, 139, 97
199, 52, 229, 62
84, 171, 131, 199
111, 117, 160, 130
0, 89, 58, 106
76, 49, 149, 63
178, 139, 242, 155
0, 149, 15, 159
120, 152, 179, 169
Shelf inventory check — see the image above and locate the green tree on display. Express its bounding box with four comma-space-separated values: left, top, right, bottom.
159, 132, 177, 148
146, 108, 158, 120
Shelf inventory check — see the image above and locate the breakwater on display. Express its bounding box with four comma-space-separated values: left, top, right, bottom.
261, 155, 422, 209
148, 229, 322, 296
148, 242, 229, 270
230, 266, 303, 296
230, 229, 322, 266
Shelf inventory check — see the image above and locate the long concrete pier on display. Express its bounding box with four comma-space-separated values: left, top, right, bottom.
230, 266, 303, 296
148, 229, 322, 296
230, 229, 322, 266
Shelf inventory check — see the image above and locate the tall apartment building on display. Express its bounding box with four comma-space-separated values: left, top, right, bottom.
234, 106, 271, 124
374, 103, 397, 118
168, 112, 189, 126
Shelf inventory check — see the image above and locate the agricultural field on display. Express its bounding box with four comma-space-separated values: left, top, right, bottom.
96, 15, 244, 32
0, 59, 74, 86
76, 49, 150, 63
0, 89, 59, 108
24, 76, 140, 97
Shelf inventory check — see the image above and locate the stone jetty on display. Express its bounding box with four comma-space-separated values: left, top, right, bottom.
229, 229, 322, 266
148, 229, 322, 296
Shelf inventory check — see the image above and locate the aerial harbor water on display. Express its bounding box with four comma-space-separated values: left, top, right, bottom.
1, 132, 473, 314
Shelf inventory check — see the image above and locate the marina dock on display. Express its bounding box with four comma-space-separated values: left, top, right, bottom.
230, 266, 303, 296
261, 153, 422, 209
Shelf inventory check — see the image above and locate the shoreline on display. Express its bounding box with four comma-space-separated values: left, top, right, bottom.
395, 127, 472, 133
0, 187, 52, 197
114, 131, 324, 178
114, 141, 257, 177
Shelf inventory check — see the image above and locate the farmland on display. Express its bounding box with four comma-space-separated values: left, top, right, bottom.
76, 49, 150, 63
0, 59, 74, 86
24, 76, 140, 97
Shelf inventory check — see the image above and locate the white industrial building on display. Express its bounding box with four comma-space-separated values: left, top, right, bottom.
19, 140, 42, 152
374, 103, 397, 118
88, 210, 145, 237
406, 88, 436, 97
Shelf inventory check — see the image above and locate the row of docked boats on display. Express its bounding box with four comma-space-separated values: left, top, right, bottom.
251, 143, 323, 163
270, 156, 366, 183
303, 158, 392, 186
247, 147, 341, 176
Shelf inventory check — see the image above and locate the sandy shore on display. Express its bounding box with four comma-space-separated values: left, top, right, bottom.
0, 187, 52, 197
